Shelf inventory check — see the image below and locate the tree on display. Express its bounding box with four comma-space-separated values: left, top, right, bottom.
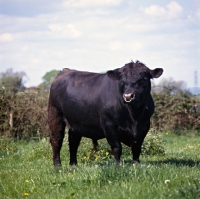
0, 68, 27, 92
152, 77, 192, 97
39, 70, 59, 90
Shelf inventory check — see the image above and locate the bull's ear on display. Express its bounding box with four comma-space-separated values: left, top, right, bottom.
150, 68, 163, 78
107, 69, 121, 80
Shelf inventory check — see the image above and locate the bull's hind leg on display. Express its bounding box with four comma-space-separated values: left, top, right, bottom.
48, 104, 66, 166
68, 129, 82, 165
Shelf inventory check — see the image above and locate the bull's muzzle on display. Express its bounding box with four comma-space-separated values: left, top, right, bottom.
123, 93, 135, 103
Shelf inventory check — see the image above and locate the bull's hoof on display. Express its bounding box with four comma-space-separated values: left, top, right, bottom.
54, 163, 62, 167
69, 162, 78, 166
115, 160, 120, 166
93, 146, 98, 151
132, 160, 140, 165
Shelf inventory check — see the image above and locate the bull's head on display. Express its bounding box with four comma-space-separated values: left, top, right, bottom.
107, 61, 163, 105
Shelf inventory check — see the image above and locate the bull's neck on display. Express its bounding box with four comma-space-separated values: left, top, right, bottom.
126, 94, 150, 122
137, 93, 150, 108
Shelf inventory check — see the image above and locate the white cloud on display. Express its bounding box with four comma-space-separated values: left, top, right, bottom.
166, 1, 183, 18
109, 41, 123, 51
63, 0, 123, 7
0, 33, 14, 42
32, 58, 40, 64
48, 23, 82, 38
109, 41, 143, 53
21, 46, 28, 52
143, 1, 183, 19
196, 8, 200, 18
0, 0, 199, 88
124, 22, 158, 33
143, 5, 166, 17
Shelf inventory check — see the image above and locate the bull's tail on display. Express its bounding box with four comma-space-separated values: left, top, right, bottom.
48, 98, 66, 166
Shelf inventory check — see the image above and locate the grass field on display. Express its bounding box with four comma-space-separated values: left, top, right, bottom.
0, 132, 200, 199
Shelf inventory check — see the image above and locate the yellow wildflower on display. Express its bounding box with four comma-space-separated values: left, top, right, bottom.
95, 156, 99, 161
24, 192, 29, 196
106, 152, 109, 156
25, 180, 29, 183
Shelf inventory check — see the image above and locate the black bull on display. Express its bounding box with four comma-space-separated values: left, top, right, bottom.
48, 61, 163, 166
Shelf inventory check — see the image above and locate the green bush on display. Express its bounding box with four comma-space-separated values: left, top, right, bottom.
142, 128, 165, 156
0, 88, 49, 139
0, 136, 18, 157
151, 93, 200, 133
0, 89, 13, 136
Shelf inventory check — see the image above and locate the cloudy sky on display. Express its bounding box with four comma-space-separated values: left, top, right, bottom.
0, 0, 199, 87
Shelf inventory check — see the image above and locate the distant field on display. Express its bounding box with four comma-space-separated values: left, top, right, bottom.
0, 133, 199, 199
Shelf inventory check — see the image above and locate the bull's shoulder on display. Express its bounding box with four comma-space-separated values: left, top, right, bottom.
52, 68, 76, 83
61, 68, 75, 74
57, 68, 76, 78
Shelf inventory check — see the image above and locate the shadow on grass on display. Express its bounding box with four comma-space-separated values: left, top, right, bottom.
146, 158, 200, 167
51, 157, 199, 168
112, 157, 200, 167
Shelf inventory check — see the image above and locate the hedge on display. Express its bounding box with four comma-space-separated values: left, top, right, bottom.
0, 88, 199, 139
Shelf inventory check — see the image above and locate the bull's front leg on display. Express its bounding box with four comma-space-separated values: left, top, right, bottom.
103, 121, 122, 165
92, 139, 99, 151
131, 120, 150, 163
131, 142, 142, 163
129, 121, 142, 163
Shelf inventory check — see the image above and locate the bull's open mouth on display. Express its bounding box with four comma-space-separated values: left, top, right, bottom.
123, 93, 135, 103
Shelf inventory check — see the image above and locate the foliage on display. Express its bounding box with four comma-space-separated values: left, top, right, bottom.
142, 128, 165, 156
0, 133, 199, 199
151, 93, 200, 133
152, 77, 188, 95
0, 137, 18, 157
0, 88, 49, 139
78, 138, 112, 163
0, 68, 27, 92
39, 70, 59, 90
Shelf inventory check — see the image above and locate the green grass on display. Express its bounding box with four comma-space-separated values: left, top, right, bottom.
0, 132, 200, 199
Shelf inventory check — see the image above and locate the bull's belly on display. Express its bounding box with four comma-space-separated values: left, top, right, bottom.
118, 130, 132, 147
71, 124, 132, 147
81, 129, 105, 140
63, 110, 132, 146
69, 124, 105, 140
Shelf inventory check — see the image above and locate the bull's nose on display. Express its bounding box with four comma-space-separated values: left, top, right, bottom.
123, 93, 135, 102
